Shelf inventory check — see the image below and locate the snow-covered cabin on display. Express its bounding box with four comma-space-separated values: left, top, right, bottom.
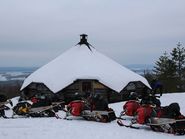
20, 34, 151, 103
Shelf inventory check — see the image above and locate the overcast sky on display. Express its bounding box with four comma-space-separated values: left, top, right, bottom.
0, 0, 185, 67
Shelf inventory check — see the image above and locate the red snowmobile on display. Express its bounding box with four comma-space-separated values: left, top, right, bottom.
64, 95, 116, 123
117, 92, 140, 119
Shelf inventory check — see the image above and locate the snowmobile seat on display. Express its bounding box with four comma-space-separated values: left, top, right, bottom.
157, 103, 182, 119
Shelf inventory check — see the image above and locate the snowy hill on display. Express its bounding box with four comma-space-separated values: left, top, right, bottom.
1, 93, 185, 139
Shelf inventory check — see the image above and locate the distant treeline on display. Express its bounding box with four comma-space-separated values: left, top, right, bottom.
0, 67, 38, 72
0, 81, 22, 99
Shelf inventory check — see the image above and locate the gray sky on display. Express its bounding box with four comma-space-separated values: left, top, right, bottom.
0, 0, 185, 67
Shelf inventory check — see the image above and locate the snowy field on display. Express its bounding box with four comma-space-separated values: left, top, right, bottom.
0, 72, 28, 81
1, 93, 185, 139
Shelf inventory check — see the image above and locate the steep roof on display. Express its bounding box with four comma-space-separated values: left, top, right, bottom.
21, 44, 151, 93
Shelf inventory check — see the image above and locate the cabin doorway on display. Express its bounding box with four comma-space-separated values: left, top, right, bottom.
82, 81, 92, 96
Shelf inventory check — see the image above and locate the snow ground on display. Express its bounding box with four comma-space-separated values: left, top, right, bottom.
1, 93, 185, 139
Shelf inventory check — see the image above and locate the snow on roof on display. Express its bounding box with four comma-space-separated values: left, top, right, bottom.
21, 45, 151, 93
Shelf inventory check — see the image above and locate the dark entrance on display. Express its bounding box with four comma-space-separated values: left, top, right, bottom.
82, 81, 92, 95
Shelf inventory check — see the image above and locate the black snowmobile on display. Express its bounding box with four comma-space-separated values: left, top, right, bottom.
147, 103, 185, 135
147, 117, 185, 135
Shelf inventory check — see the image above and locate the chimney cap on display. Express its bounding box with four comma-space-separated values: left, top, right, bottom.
76, 34, 93, 51
80, 34, 88, 37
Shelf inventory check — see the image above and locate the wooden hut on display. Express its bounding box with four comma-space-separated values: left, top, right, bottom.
20, 34, 151, 103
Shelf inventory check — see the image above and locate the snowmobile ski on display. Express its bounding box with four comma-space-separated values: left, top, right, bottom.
116, 117, 126, 120
117, 120, 139, 129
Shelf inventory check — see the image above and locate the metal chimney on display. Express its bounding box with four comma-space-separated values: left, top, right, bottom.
77, 34, 93, 51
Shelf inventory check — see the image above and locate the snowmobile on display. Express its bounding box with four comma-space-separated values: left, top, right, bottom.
117, 92, 141, 120
147, 103, 185, 135
117, 102, 185, 135
147, 117, 185, 135
64, 99, 116, 123
12, 100, 65, 118
0, 99, 13, 118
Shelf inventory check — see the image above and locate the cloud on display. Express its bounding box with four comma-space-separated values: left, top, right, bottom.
0, 0, 185, 67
